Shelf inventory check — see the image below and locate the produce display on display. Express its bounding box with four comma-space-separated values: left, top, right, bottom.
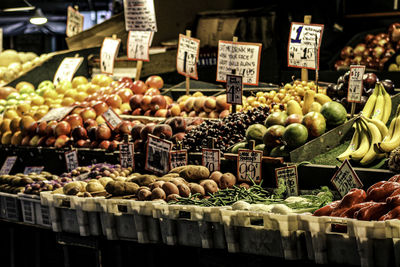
0, 171, 59, 194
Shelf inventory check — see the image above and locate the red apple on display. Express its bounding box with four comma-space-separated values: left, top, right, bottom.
36, 121, 47, 136
54, 135, 70, 148
219, 110, 230, 119
98, 140, 111, 150
132, 108, 142, 115
152, 124, 172, 140
75, 139, 90, 148
21, 136, 31, 146
140, 95, 152, 111
45, 121, 58, 136
118, 121, 133, 135
93, 102, 109, 116
106, 94, 122, 109
144, 88, 160, 96
63, 114, 83, 129
55, 121, 71, 137
80, 107, 97, 121
117, 88, 134, 103
71, 126, 88, 140
150, 95, 167, 112
45, 136, 56, 147
154, 109, 168, 117
87, 126, 98, 141
131, 123, 145, 140
140, 123, 155, 141
172, 132, 185, 143
109, 140, 119, 151
129, 94, 144, 110
84, 119, 98, 130
71, 107, 85, 115
95, 124, 111, 140
132, 80, 147, 95
145, 75, 164, 89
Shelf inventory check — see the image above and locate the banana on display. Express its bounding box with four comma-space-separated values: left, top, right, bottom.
362, 85, 379, 118
349, 121, 371, 161
371, 85, 384, 121
380, 83, 392, 124
314, 93, 332, 105
337, 121, 361, 162
383, 117, 397, 143
359, 120, 382, 165
377, 115, 400, 153
363, 116, 388, 138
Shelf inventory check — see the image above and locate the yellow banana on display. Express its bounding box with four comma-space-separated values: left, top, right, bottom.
314, 93, 332, 105
360, 120, 382, 165
337, 121, 361, 162
377, 115, 400, 153
371, 85, 384, 121
383, 117, 397, 143
380, 84, 392, 124
363, 116, 388, 138
362, 85, 379, 118
350, 121, 371, 162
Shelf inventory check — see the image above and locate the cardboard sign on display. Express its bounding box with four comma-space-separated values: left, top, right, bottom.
202, 148, 221, 172
102, 108, 122, 130
100, 37, 121, 74
119, 143, 135, 169
65, 150, 79, 172
66, 6, 84, 37
0, 156, 17, 175
123, 0, 157, 32
347, 65, 365, 103
38, 106, 75, 122
24, 166, 44, 175
287, 22, 324, 70
237, 149, 262, 183
127, 31, 153, 61
176, 34, 200, 79
53, 57, 84, 85
145, 134, 173, 174
216, 40, 262, 85
169, 149, 188, 170
331, 159, 363, 197
275, 165, 299, 196
226, 74, 243, 105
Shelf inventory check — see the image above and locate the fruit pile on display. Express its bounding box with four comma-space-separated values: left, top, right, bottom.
0, 171, 60, 195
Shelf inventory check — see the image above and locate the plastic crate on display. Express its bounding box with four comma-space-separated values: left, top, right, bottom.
18, 193, 51, 227
132, 200, 163, 244
79, 197, 107, 236
0, 192, 21, 222
153, 202, 173, 245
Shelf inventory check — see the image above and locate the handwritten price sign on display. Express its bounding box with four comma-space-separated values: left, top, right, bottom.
0, 156, 17, 175
100, 37, 121, 74
287, 23, 324, 70
275, 165, 299, 196
347, 65, 365, 103
237, 149, 262, 183
331, 159, 363, 197
65, 150, 79, 172
24, 166, 44, 175
145, 134, 173, 174
202, 148, 221, 172
119, 143, 135, 169
38, 106, 75, 122
127, 31, 153, 61
226, 74, 243, 105
66, 6, 84, 37
124, 0, 157, 31
102, 108, 122, 130
176, 34, 200, 79
169, 149, 188, 170
53, 57, 83, 85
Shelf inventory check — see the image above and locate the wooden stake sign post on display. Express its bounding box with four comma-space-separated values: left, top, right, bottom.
347, 65, 366, 117
100, 35, 121, 75
301, 15, 311, 82
127, 31, 153, 81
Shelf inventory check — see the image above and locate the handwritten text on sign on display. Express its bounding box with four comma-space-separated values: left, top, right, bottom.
288, 23, 324, 70
169, 150, 188, 170
237, 149, 262, 183
217, 41, 262, 85
53, 57, 84, 85
127, 31, 153, 61
331, 159, 363, 197
119, 143, 135, 168
124, 0, 157, 32
202, 149, 221, 172
65, 150, 79, 172
38, 106, 75, 122
145, 134, 172, 174
66, 6, 84, 37
226, 74, 243, 105
102, 108, 122, 130
177, 34, 200, 80
24, 166, 44, 175
347, 65, 365, 103
100, 37, 121, 74
275, 165, 299, 196
0, 156, 17, 175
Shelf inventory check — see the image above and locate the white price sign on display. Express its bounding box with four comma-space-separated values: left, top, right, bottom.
123, 0, 157, 32
331, 159, 363, 197
0, 156, 17, 175
119, 143, 135, 169
169, 149, 188, 170
275, 165, 299, 196
38, 106, 75, 122
216, 40, 262, 85
347, 65, 365, 103
102, 108, 122, 130
24, 166, 44, 175
53, 57, 84, 85
145, 134, 173, 174
127, 31, 153, 61
202, 148, 221, 172
100, 37, 121, 74
176, 34, 200, 79
287, 23, 324, 70
66, 6, 84, 37
226, 74, 243, 105
237, 149, 262, 183
65, 150, 79, 172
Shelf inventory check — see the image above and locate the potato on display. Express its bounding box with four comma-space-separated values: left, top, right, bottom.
219, 173, 237, 189
179, 166, 210, 181
201, 180, 219, 195
137, 188, 152, 201
99, 177, 114, 187
239, 183, 250, 189
170, 177, 188, 186
167, 194, 180, 202
162, 182, 179, 196
209, 171, 223, 184
149, 181, 165, 190
63, 182, 81, 195
177, 183, 190, 197
162, 173, 180, 178
78, 181, 87, 192
138, 186, 151, 191
151, 188, 166, 200
114, 177, 127, 182
52, 188, 64, 194
124, 182, 139, 195
128, 175, 157, 186
169, 166, 188, 174
188, 183, 205, 196
86, 182, 104, 193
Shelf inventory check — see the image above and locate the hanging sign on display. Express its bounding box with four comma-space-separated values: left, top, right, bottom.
102, 108, 122, 130
100, 37, 121, 74
66, 6, 84, 37
127, 31, 153, 61
176, 34, 200, 79
123, 0, 157, 32
24, 166, 44, 175
53, 57, 84, 85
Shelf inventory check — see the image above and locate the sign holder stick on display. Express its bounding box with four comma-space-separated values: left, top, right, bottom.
185, 30, 192, 95
350, 103, 356, 118
135, 60, 143, 82
231, 36, 239, 113
301, 15, 312, 82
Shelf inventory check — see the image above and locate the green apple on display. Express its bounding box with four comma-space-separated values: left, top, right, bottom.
6, 92, 20, 100
38, 80, 55, 90
0, 99, 6, 106
19, 86, 35, 95
17, 94, 29, 101
36, 87, 46, 96
6, 99, 18, 106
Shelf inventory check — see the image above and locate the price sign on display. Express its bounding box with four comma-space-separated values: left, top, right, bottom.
119, 143, 135, 169
347, 65, 365, 103
123, 0, 157, 31
275, 165, 299, 196
145, 134, 173, 174
226, 74, 243, 105
176, 34, 200, 79
38, 106, 75, 122
53, 57, 84, 85
287, 23, 324, 70
100, 37, 121, 74
0, 156, 17, 175
169, 149, 188, 170
331, 159, 363, 197
127, 31, 153, 61
237, 149, 262, 183
66, 6, 84, 37
216, 40, 262, 85
24, 166, 44, 175
202, 148, 221, 172
102, 108, 122, 130
65, 150, 79, 172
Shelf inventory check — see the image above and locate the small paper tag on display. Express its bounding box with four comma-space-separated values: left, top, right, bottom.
237, 149, 262, 183
65, 150, 79, 172
331, 159, 363, 197
275, 165, 299, 196
100, 37, 121, 74
226, 74, 243, 105
145, 134, 173, 174
0, 156, 17, 175
24, 166, 44, 175
169, 149, 188, 170
347, 65, 365, 103
119, 143, 135, 169
202, 148, 221, 172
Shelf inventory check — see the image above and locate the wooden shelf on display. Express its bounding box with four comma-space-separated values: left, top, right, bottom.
345, 11, 400, 19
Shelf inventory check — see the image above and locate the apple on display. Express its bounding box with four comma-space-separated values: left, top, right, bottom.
140, 95, 152, 111
95, 124, 112, 140
80, 107, 97, 121
117, 88, 134, 103
132, 108, 142, 115
140, 123, 155, 141
154, 109, 168, 117
129, 94, 144, 110
98, 140, 111, 150
219, 110, 230, 119
143, 110, 153, 116
71, 126, 88, 140
45, 121, 58, 136
93, 102, 109, 116
37, 136, 48, 147
145, 76, 164, 89
72, 76, 88, 88
150, 95, 166, 112
340, 46, 353, 59
131, 123, 145, 140
16, 81, 34, 92
169, 103, 181, 117
36, 121, 48, 136
87, 126, 98, 141
55, 121, 71, 137
105, 94, 123, 109
203, 97, 217, 112
144, 88, 160, 96
353, 43, 367, 57
54, 135, 70, 148
109, 140, 119, 151
37, 80, 55, 90
75, 139, 90, 148
172, 132, 185, 143
131, 80, 147, 95
363, 73, 378, 89
83, 119, 98, 130
152, 124, 172, 140
27, 122, 38, 137
64, 114, 83, 129
118, 121, 133, 135
21, 135, 31, 146
372, 46, 385, 59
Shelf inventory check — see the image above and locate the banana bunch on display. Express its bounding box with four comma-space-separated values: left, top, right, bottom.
376, 104, 400, 153
337, 116, 387, 165
362, 82, 392, 124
